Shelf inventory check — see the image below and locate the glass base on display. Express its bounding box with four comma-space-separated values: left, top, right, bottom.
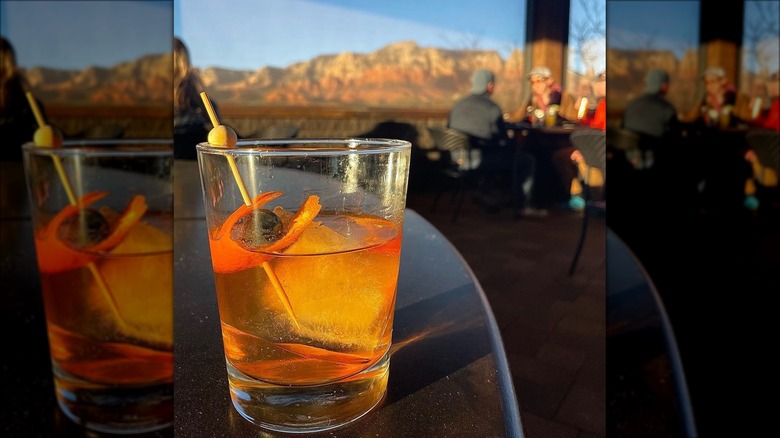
54, 369, 173, 434
227, 354, 390, 434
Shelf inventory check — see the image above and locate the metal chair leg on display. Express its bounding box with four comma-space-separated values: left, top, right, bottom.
569, 205, 590, 275
451, 179, 466, 222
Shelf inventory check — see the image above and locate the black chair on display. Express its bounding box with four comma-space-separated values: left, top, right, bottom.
568, 128, 606, 275
606, 127, 645, 169
257, 124, 300, 139
80, 123, 125, 140
427, 125, 481, 223
745, 129, 779, 207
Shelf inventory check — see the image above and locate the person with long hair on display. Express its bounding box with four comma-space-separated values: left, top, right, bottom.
1, 36, 41, 162
173, 36, 219, 159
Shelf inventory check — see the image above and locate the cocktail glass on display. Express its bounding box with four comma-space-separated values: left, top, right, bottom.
196, 138, 411, 433
546, 104, 560, 127
22, 140, 174, 434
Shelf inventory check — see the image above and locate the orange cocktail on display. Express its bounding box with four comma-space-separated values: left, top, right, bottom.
197, 138, 411, 433
23, 142, 173, 434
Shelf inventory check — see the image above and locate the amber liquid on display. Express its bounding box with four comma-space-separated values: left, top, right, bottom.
213, 213, 401, 432
37, 220, 173, 433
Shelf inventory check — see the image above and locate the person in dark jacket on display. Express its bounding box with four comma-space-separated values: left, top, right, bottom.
448, 69, 547, 218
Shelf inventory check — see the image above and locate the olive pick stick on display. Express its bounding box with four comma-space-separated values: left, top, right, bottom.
26, 92, 127, 330
200, 92, 300, 328
26, 93, 76, 206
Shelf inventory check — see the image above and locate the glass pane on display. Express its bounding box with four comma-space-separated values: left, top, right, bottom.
566, 0, 606, 121
606, 0, 700, 116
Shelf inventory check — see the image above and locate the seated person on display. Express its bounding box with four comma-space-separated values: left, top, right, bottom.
569, 71, 607, 211
580, 71, 606, 131
750, 69, 779, 131
572, 78, 598, 124
1, 36, 40, 162
506, 66, 577, 126
621, 69, 686, 192
682, 66, 738, 127
174, 37, 219, 160
734, 81, 770, 123
448, 69, 547, 218
622, 69, 680, 140
742, 69, 779, 210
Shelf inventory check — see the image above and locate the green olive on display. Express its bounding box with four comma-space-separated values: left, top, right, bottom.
231, 208, 285, 249
57, 208, 111, 248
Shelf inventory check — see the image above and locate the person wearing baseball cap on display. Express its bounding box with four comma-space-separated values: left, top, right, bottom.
682, 66, 738, 127
622, 68, 679, 139
511, 66, 580, 125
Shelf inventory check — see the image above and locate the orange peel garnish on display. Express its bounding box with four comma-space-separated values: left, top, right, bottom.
89, 195, 148, 252
209, 192, 322, 274
35, 191, 149, 274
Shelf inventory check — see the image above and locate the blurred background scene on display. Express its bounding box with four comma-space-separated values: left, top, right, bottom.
606, 1, 779, 437
0, 0, 172, 155
173, 0, 604, 153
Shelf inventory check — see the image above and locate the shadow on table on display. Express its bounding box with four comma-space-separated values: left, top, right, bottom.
388, 284, 490, 402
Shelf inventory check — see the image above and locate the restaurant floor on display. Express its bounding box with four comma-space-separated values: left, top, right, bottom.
405, 188, 606, 438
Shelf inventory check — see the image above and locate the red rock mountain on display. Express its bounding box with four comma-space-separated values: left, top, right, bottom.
200, 41, 525, 110
22, 42, 528, 110
24, 53, 173, 105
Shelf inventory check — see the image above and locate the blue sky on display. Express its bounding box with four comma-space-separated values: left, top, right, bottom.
606, 1, 699, 59
568, 0, 606, 74
174, 0, 526, 70
1, 0, 172, 70
743, 0, 780, 72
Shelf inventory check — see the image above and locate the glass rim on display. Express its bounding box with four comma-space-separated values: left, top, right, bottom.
22, 139, 173, 157
196, 137, 411, 156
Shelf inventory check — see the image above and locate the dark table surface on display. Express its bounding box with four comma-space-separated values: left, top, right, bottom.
0, 161, 172, 438
1, 160, 523, 437
606, 228, 697, 438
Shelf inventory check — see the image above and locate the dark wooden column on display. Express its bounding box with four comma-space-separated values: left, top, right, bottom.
699, 0, 745, 83
525, 0, 572, 84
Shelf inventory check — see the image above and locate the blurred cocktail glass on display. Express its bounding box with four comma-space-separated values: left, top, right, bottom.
22, 140, 173, 434
546, 104, 560, 127
196, 138, 411, 433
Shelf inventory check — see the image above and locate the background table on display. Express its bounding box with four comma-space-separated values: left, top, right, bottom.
173, 160, 523, 437
509, 124, 583, 208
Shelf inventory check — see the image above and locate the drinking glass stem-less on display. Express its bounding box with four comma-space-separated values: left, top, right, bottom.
23, 141, 174, 434
197, 138, 411, 433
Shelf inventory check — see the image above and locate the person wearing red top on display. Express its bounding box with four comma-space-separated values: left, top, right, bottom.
588, 71, 606, 131
742, 69, 779, 210
569, 71, 606, 211
753, 70, 779, 131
